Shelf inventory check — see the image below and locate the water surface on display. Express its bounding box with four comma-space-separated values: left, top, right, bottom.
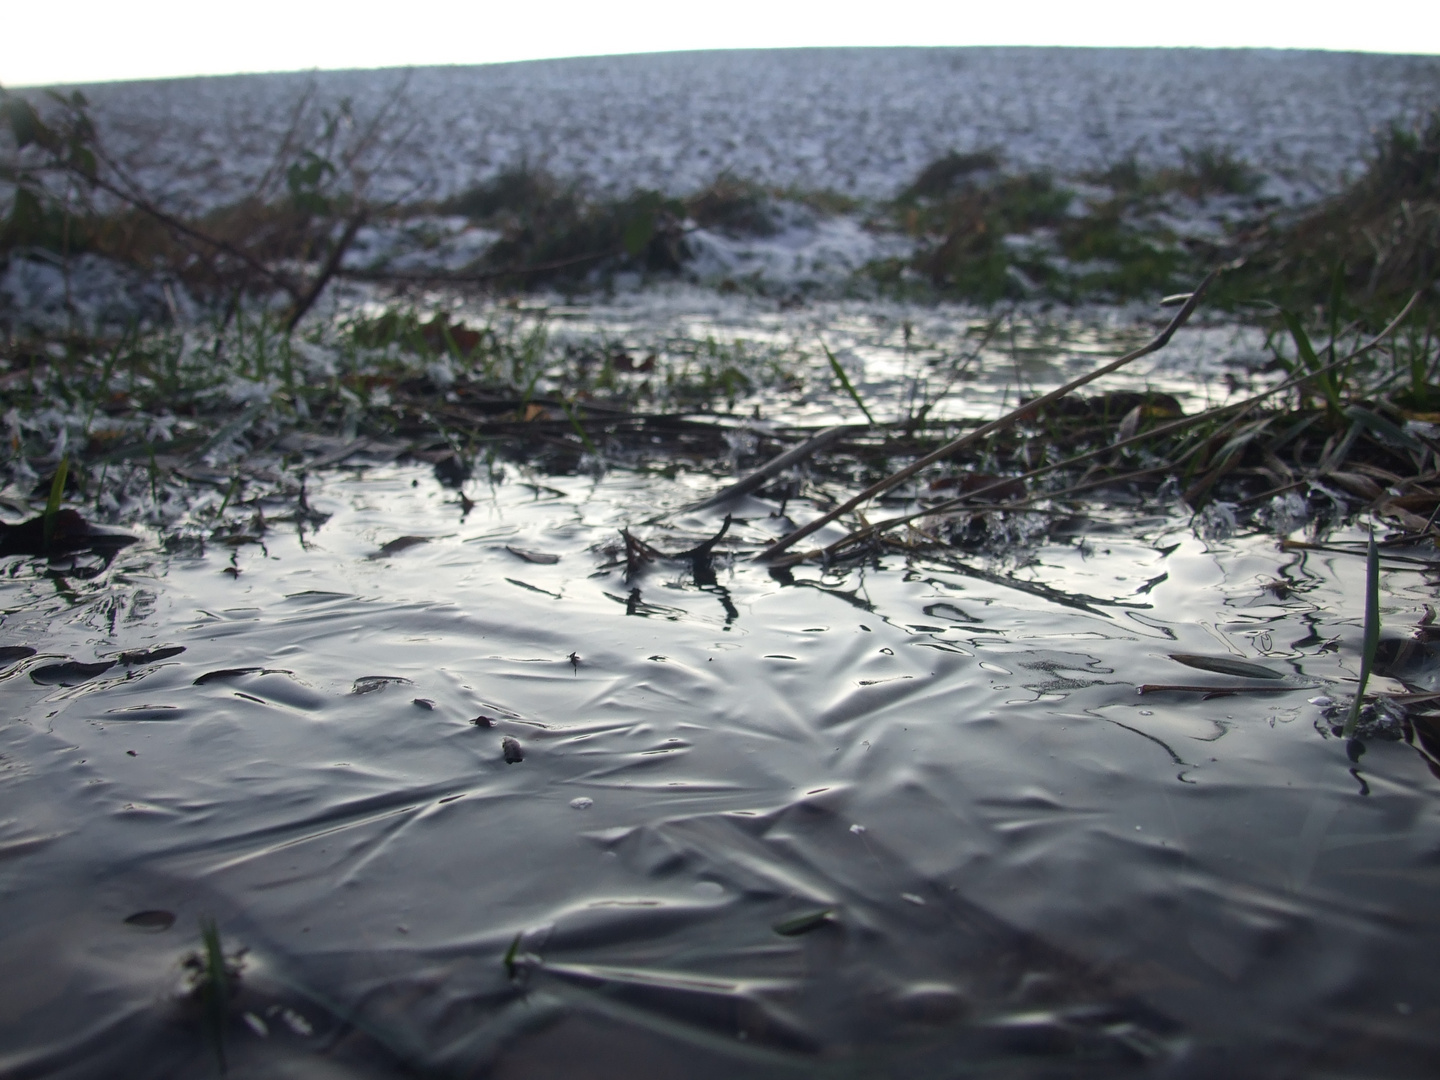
2, 449, 1437, 1077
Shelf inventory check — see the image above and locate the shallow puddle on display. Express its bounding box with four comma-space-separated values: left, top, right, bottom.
2, 448, 1438, 1078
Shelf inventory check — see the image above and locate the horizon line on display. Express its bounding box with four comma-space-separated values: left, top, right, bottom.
10, 42, 1440, 91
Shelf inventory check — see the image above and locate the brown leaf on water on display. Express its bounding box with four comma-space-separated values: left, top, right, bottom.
1138, 682, 1304, 696
1383, 491, 1440, 513
0, 509, 136, 557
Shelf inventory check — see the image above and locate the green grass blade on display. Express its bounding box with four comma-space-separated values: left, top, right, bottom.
503, 932, 523, 979
1343, 526, 1381, 738
41, 456, 69, 550
1282, 311, 1341, 413
199, 916, 229, 1075
560, 398, 600, 457
821, 342, 874, 425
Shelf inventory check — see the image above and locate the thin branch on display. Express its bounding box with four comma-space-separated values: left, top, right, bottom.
284, 211, 368, 332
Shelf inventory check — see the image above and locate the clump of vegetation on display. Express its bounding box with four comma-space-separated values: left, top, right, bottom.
1226, 110, 1440, 319
0, 287, 810, 536
434, 168, 804, 285
870, 145, 1267, 303
899, 150, 1002, 201
876, 154, 1072, 301
1095, 146, 1264, 202
438, 166, 690, 282
685, 173, 786, 236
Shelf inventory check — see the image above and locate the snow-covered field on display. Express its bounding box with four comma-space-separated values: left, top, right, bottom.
7, 48, 1439, 332
77, 47, 1440, 211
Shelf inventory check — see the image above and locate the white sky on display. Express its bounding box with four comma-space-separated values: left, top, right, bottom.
3, 0, 1437, 87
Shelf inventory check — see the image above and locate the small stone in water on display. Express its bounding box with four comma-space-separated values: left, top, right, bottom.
502, 736, 524, 763
412, 698, 436, 710
470, 715, 494, 727
570, 796, 593, 810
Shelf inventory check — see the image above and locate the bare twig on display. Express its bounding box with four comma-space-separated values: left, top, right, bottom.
284, 210, 368, 332
250, 81, 319, 202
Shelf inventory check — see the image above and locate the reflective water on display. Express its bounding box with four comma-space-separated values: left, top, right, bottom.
2, 449, 1439, 1076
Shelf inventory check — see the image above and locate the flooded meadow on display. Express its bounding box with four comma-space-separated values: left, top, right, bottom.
4, 45, 1440, 1080
2, 290, 1439, 1079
